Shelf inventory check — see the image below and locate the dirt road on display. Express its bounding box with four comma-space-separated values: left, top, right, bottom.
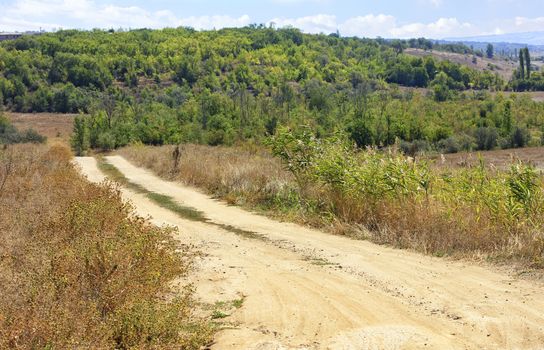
75, 156, 544, 350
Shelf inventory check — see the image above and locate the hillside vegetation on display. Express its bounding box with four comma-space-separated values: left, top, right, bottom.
119, 137, 544, 268
2, 27, 544, 153
0, 144, 212, 348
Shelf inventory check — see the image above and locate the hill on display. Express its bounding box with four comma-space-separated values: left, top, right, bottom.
404, 48, 517, 80
0, 27, 543, 154
447, 31, 544, 46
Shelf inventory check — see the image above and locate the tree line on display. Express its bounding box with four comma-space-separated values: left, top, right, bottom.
0, 27, 543, 153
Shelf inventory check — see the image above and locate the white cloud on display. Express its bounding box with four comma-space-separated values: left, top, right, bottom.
269, 14, 337, 34
179, 15, 251, 30
269, 14, 479, 39
391, 18, 475, 38
339, 14, 397, 37
0, 0, 250, 31
512, 16, 544, 31
1, 0, 544, 40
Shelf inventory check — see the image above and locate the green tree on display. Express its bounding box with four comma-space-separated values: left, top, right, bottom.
510, 126, 530, 148
347, 117, 374, 148
524, 47, 531, 78
71, 115, 90, 156
519, 49, 525, 79
503, 100, 513, 135
486, 43, 494, 59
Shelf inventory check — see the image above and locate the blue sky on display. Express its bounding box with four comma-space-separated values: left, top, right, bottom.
1, 0, 543, 39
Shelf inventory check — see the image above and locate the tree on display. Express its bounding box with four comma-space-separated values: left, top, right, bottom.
486, 43, 494, 59
524, 47, 531, 78
347, 117, 374, 148
519, 49, 525, 79
71, 115, 90, 156
503, 100, 513, 135
510, 126, 530, 148
475, 127, 498, 151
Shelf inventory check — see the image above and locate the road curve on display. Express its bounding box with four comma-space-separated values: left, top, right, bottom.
74, 156, 544, 350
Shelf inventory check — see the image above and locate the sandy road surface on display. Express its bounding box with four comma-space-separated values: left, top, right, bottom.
74, 156, 544, 350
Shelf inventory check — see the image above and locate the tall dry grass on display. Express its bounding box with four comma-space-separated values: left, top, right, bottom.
119, 141, 544, 268
118, 144, 295, 209
0, 144, 212, 349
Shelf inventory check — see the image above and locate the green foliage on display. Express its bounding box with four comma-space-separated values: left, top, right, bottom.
474, 127, 499, 151
267, 127, 320, 189
0, 28, 542, 150
486, 44, 494, 59
510, 126, 530, 148
70, 115, 90, 155
268, 128, 544, 262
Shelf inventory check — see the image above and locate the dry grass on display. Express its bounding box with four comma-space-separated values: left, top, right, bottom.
431, 146, 544, 170
117, 144, 294, 209
119, 143, 544, 268
0, 144, 212, 349
6, 112, 77, 144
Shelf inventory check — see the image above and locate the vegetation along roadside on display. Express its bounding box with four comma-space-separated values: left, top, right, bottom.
0, 143, 213, 349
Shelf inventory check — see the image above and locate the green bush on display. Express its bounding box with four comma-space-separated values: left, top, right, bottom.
474, 127, 498, 151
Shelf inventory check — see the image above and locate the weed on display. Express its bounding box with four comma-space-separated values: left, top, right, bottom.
232, 297, 245, 309
211, 311, 229, 320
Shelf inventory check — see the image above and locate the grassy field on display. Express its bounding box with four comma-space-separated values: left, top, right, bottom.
0, 144, 212, 349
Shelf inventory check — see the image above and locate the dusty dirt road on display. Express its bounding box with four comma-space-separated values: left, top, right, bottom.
75, 156, 544, 350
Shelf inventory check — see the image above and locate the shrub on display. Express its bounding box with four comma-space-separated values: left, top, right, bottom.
437, 136, 460, 154
97, 131, 116, 151
399, 139, 430, 157
474, 127, 498, 151
0, 144, 212, 348
70, 115, 90, 155
509, 126, 530, 149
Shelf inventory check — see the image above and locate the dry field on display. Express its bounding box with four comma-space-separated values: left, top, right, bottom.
6, 112, 77, 144
432, 146, 544, 170
405, 48, 517, 80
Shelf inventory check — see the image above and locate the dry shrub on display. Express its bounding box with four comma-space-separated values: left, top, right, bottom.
0, 144, 212, 349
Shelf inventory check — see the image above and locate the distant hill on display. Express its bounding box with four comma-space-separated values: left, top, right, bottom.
447, 31, 544, 46
439, 32, 544, 58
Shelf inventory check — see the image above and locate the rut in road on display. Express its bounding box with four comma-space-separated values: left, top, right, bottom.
75, 155, 544, 350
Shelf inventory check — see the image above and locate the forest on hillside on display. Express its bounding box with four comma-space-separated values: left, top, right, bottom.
1, 27, 544, 153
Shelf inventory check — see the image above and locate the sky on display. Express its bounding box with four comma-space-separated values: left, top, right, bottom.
0, 0, 543, 39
